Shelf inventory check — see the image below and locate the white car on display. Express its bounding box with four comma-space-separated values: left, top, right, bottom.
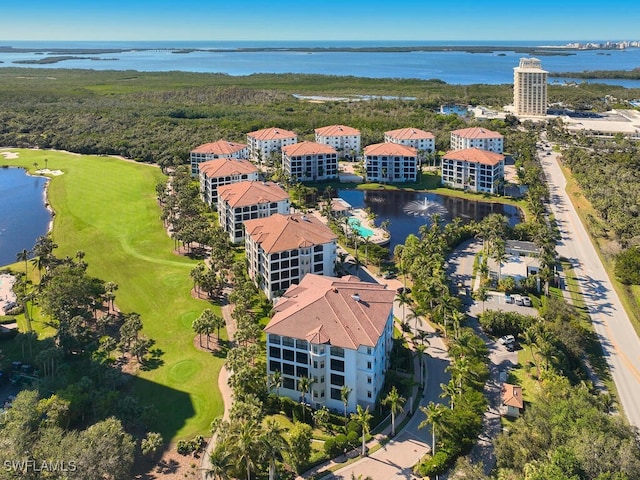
499, 335, 515, 345
522, 297, 532, 307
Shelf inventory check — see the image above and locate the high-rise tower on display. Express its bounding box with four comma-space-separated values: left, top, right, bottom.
513, 58, 548, 116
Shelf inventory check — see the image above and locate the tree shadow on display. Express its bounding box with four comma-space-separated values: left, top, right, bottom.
140, 348, 165, 371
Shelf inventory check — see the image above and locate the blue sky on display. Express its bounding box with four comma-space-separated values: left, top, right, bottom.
2, 0, 638, 42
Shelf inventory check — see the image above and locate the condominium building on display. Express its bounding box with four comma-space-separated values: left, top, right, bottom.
282, 141, 338, 182
189, 140, 248, 177
199, 159, 259, 207
363, 143, 418, 183
247, 127, 298, 163
450, 127, 504, 153
244, 213, 337, 300
441, 148, 505, 194
384, 128, 435, 158
513, 58, 548, 116
314, 125, 361, 160
265, 274, 395, 412
217, 181, 290, 243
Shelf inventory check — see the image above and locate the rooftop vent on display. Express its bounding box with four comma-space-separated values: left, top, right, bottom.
351, 293, 361, 302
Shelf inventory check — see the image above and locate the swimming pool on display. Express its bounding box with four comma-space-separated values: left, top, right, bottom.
347, 217, 374, 238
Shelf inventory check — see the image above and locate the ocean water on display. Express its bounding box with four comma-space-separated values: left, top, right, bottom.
0, 167, 51, 268
0, 40, 639, 86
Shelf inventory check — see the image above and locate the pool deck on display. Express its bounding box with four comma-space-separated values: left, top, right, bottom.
349, 208, 389, 245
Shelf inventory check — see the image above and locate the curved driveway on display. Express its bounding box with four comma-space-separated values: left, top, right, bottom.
540, 138, 640, 429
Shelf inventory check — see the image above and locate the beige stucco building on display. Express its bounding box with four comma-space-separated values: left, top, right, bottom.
514, 58, 548, 116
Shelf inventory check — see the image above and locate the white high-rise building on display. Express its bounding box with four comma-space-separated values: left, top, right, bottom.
513, 58, 548, 116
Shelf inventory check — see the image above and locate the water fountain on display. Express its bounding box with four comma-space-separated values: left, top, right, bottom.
402, 198, 449, 218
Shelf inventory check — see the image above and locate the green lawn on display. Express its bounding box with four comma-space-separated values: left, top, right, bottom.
1, 149, 224, 441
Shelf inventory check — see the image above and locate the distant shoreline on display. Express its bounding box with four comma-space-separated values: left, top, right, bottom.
0, 45, 577, 56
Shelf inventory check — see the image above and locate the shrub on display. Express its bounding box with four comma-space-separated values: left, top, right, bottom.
176, 440, 194, 455
346, 430, 359, 448
334, 433, 348, 453
416, 450, 455, 477
265, 393, 281, 414
346, 420, 362, 436
280, 396, 297, 417
323, 438, 339, 456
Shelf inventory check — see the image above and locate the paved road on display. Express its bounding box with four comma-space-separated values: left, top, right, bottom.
540, 136, 640, 429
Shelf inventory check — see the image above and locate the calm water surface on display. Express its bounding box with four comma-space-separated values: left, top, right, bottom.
0, 168, 50, 267
1, 41, 640, 86
339, 189, 521, 251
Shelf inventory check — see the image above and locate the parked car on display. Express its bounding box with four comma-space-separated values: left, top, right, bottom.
382, 271, 396, 279
522, 296, 532, 307
505, 294, 513, 304
396, 287, 412, 295
499, 334, 515, 345
514, 295, 524, 306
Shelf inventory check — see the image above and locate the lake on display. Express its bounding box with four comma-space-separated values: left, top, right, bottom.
0, 167, 51, 267
338, 189, 521, 251
1, 40, 640, 87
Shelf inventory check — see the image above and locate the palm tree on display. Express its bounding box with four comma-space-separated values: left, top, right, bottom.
297, 376, 315, 421
16, 249, 30, 273
382, 386, 406, 436
491, 238, 507, 284
439, 380, 461, 410
418, 402, 447, 458
351, 405, 372, 456
340, 385, 352, 422
229, 420, 261, 480
268, 370, 282, 396
260, 419, 288, 480
396, 290, 413, 327
206, 445, 232, 480
450, 310, 465, 339
406, 304, 424, 333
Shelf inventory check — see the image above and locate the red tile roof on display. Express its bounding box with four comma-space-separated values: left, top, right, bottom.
244, 213, 336, 254
218, 181, 289, 208
442, 148, 505, 166
451, 127, 503, 139
385, 128, 435, 140
191, 140, 247, 155
199, 158, 258, 178
282, 141, 337, 156
364, 143, 418, 157
247, 127, 297, 141
266, 274, 395, 349
315, 125, 361, 136
502, 383, 524, 409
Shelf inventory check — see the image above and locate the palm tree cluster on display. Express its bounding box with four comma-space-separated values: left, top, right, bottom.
417, 328, 489, 476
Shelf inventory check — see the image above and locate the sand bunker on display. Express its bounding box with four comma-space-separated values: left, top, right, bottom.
36, 169, 64, 176
0, 151, 19, 160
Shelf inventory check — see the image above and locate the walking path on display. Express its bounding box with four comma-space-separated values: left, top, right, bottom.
200, 297, 235, 478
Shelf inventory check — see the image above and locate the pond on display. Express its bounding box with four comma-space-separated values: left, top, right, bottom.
338, 189, 521, 251
0, 167, 51, 267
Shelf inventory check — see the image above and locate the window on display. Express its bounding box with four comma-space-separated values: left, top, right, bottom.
331, 374, 345, 386
269, 334, 281, 345
296, 339, 308, 349
367, 391, 372, 399
367, 376, 372, 384
330, 388, 341, 400
330, 359, 344, 372
367, 361, 372, 369
269, 346, 281, 359
283, 377, 295, 390
282, 363, 294, 375
282, 349, 294, 361
269, 360, 281, 372
296, 366, 308, 378
330, 347, 344, 358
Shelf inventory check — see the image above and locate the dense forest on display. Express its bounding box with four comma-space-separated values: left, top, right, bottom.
1, 68, 638, 169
